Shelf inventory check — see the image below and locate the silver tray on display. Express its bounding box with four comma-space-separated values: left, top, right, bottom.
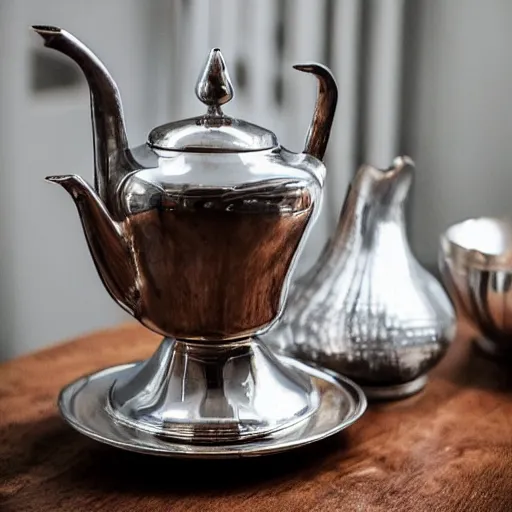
58, 356, 367, 459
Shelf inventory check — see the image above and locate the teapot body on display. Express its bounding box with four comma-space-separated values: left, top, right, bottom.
112, 146, 324, 340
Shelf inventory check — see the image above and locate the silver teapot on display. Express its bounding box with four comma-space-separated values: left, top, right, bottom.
35, 26, 338, 442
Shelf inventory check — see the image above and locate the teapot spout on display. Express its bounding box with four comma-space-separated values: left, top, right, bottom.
33, 26, 128, 210
293, 63, 338, 161
46, 175, 137, 315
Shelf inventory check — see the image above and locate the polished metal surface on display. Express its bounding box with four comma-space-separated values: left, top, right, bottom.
106, 337, 320, 443
293, 63, 338, 161
147, 114, 278, 152
32, 25, 130, 213
195, 47, 234, 109
263, 156, 456, 400
47, 155, 323, 341
35, 25, 337, 341
37, 26, 339, 444
148, 48, 278, 152
58, 356, 367, 458
440, 216, 512, 357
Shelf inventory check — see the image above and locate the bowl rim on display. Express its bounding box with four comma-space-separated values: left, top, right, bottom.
440, 216, 512, 271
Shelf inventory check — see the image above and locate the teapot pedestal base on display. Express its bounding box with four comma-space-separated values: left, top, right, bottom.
102, 336, 324, 444
361, 375, 428, 401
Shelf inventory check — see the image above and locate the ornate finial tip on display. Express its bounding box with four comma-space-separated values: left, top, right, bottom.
195, 48, 234, 109
207, 48, 226, 68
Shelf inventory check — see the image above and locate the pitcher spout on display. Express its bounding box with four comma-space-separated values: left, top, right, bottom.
46, 175, 137, 315
33, 26, 129, 211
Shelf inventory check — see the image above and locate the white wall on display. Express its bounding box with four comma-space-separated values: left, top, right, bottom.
0, 0, 156, 359
405, 0, 512, 267
1, 0, 510, 359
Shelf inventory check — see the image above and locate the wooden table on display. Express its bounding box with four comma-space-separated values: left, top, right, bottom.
1, 321, 512, 511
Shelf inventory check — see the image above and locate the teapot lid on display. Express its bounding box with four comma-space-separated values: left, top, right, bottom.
147, 49, 278, 153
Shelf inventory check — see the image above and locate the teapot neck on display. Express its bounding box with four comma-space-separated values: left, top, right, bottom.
33, 26, 129, 209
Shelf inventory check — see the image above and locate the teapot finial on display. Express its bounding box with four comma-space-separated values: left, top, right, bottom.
195, 48, 234, 116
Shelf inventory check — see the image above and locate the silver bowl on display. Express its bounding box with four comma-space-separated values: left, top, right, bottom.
439, 216, 512, 357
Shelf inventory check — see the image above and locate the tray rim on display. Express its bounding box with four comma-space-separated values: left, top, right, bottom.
57, 356, 367, 459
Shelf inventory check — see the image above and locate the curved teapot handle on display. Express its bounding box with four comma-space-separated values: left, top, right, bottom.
293, 63, 338, 162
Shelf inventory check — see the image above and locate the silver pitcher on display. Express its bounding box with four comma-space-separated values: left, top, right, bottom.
263, 156, 456, 400
35, 26, 339, 442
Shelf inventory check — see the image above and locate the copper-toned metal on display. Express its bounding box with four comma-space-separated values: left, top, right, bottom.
45, 152, 321, 340
293, 63, 338, 161
32, 26, 129, 211
195, 48, 234, 111
36, 26, 352, 448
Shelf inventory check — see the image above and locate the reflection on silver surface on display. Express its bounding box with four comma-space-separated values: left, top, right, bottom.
35, 26, 346, 444
440, 217, 512, 357
58, 356, 367, 458
107, 337, 319, 443
33, 25, 336, 341
263, 156, 456, 400
148, 48, 278, 152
